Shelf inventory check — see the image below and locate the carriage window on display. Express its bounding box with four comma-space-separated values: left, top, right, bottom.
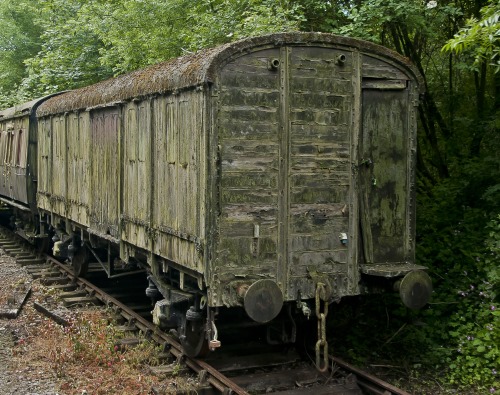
16, 130, 23, 166
5, 132, 13, 164
0, 131, 5, 165
2, 132, 6, 163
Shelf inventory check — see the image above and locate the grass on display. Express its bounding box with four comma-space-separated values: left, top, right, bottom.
11, 287, 198, 395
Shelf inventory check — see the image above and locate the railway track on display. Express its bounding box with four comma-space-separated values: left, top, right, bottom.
0, 227, 412, 395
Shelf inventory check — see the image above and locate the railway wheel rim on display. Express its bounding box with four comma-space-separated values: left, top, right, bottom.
71, 245, 89, 277
181, 318, 209, 358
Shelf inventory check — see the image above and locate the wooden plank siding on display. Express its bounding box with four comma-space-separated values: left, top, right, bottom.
0, 95, 63, 213
359, 54, 417, 266
214, 48, 281, 306
66, 112, 90, 227
37, 117, 52, 212
12, 118, 29, 203
49, 115, 67, 218
119, 93, 206, 273
286, 46, 355, 300
89, 109, 121, 237
0, 118, 29, 203
0, 126, 8, 197
122, 101, 152, 249
151, 91, 206, 274
214, 45, 357, 304
36, 92, 208, 275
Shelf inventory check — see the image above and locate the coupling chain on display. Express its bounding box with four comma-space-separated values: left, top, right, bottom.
315, 282, 329, 372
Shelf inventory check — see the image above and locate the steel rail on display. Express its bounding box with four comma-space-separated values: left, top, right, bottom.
45, 256, 249, 395
331, 356, 412, 395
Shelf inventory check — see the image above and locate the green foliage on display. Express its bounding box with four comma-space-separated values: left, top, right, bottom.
440, 216, 499, 390
332, 186, 499, 391
20, 0, 113, 98
0, 0, 43, 106
414, 157, 500, 390
336, 0, 428, 43
0, 0, 305, 102
85, 0, 303, 75
81, 0, 192, 74
443, 0, 500, 72
288, 0, 346, 32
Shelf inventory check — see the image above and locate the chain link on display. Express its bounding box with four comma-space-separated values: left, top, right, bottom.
315, 283, 329, 372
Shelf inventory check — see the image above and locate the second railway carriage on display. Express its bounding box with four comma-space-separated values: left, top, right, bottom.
0, 95, 61, 245
2, 32, 431, 357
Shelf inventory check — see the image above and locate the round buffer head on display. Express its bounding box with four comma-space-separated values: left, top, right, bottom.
243, 279, 283, 323
399, 270, 432, 310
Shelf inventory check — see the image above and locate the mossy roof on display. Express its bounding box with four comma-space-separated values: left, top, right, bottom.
36, 32, 421, 117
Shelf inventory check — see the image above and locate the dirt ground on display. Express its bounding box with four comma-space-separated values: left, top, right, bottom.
0, 248, 192, 395
0, 250, 59, 395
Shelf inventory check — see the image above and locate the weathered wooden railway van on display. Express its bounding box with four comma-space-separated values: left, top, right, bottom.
33, 32, 431, 355
0, 96, 60, 242
0, 98, 40, 211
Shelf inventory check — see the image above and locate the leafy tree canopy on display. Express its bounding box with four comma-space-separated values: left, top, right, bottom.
0, 0, 43, 106
443, 0, 500, 72
0, 0, 306, 105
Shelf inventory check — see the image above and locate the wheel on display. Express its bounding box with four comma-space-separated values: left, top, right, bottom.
181, 319, 209, 358
71, 245, 89, 277
180, 313, 209, 358
35, 237, 50, 254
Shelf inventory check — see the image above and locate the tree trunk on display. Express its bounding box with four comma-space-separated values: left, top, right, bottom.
389, 24, 450, 179
470, 61, 487, 157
